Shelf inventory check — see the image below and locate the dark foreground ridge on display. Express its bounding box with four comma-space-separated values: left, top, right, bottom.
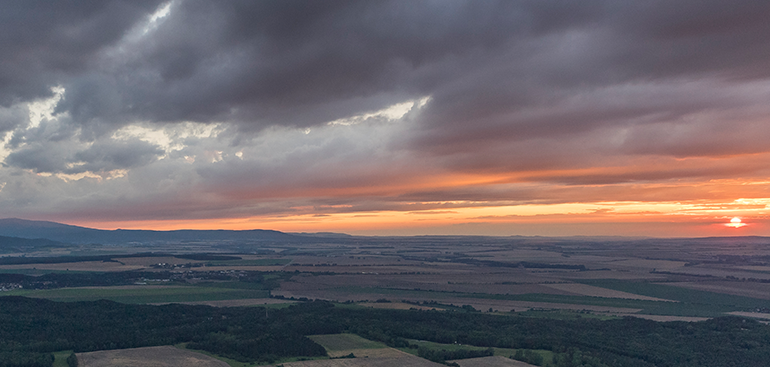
1, 297, 770, 367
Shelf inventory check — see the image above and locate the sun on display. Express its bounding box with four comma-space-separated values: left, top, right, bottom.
726, 217, 746, 228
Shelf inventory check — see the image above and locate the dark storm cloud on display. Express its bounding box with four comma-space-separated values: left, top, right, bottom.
0, 0, 164, 105
408, 0, 770, 163
48, 0, 609, 131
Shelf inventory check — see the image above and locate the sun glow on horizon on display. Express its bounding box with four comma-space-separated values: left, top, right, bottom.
66, 196, 770, 237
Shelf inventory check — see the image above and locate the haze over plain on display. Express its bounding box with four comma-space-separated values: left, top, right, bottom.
1, 0, 770, 236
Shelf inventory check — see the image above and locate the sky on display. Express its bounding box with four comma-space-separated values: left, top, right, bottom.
1, 0, 770, 237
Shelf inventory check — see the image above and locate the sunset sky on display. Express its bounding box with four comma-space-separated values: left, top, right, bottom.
1, 0, 770, 237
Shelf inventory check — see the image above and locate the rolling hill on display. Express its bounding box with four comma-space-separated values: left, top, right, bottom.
0, 218, 321, 245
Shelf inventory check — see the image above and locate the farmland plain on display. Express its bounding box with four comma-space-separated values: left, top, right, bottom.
3, 235, 770, 320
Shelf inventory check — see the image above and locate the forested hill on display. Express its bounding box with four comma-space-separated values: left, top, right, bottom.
0, 218, 321, 245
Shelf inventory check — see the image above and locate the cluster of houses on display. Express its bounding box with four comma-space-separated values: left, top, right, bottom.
0, 283, 22, 292
150, 262, 206, 269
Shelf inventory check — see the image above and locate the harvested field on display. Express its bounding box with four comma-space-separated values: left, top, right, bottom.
77, 345, 228, 367
544, 270, 666, 280
305, 272, 547, 285
274, 348, 443, 367
608, 259, 687, 270
736, 265, 770, 273
283, 265, 478, 275
542, 283, 675, 302
665, 281, 770, 300
0, 261, 143, 272
447, 356, 537, 367
417, 283, 565, 295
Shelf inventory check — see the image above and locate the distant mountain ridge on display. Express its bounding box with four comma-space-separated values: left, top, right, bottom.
0, 218, 322, 245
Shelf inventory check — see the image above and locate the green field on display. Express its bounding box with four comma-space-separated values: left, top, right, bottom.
52, 351, 74, 367
0, 285, 269, 304
308, 333, 387, 351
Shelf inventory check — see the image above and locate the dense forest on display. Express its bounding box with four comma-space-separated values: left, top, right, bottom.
2, 297, 770, 366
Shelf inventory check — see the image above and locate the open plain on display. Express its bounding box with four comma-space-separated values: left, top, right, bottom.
4, 236, 770, 319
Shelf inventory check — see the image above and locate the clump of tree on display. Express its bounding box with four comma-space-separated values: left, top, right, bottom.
66, 352, 77, 367
513, 349, 544, 366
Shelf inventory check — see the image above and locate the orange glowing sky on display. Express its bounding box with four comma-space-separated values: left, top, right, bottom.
73, 171, 770, 237
2, 1, 770, 237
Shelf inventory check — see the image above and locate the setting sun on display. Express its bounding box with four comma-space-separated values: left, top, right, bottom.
726, 217, 746, 228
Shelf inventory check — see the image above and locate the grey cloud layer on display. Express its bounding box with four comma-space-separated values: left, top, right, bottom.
2, 0, 770, 222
